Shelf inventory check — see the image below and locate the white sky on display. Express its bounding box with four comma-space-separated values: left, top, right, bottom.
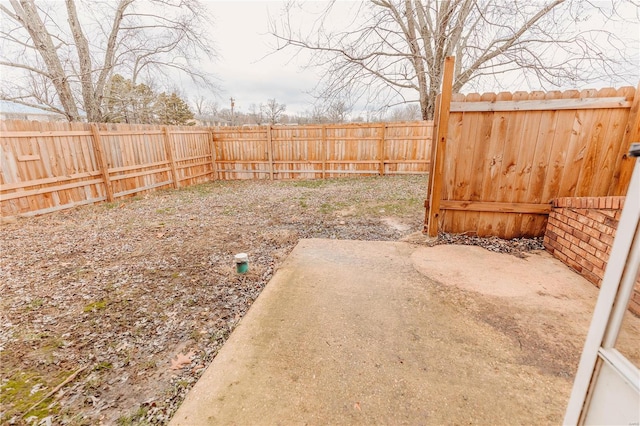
192, 0, 339, 116
1, 0, 638, 117
189, 0, 640, 116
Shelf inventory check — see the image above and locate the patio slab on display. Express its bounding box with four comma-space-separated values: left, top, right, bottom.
170, 238, 640, 425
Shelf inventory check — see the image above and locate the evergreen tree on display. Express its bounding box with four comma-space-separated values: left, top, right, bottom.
103, 75, 155, 124
154, 92, 195, 125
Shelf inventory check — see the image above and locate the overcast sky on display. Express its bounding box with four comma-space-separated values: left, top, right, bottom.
189, 1, 328, 116
189, 0, 640, 117
1, 0, 638, 117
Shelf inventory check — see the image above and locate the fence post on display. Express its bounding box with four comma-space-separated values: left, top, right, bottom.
612, 82, 640, 195
208, 129, 218, 181
378, 123, 386, 176
89, 123, 114, 202
425, 56, 455, 236
266, 125, 275, 180
321, 125, 327, 179
162, 126, 180, 189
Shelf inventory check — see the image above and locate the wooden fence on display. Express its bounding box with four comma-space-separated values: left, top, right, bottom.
425, 57, 640, 238
213, 122, 432, 179
0, 121, 433, 217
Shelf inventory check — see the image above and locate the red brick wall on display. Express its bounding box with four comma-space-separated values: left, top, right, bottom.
544, 196, 640, 316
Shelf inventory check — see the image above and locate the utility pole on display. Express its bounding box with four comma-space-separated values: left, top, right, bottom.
230, 97, 235, 126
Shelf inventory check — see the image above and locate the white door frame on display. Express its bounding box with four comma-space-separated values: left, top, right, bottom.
564, 144, 640, 425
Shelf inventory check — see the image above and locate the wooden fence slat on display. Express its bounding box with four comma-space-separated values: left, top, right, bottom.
611, 82, 640, 195
162, 126, 179, 189
378, 124, 385, 176
208, 130, 217, 181
0, 171, 101, 191
450, 97, 631, 112
439, 200, 551, 214
266, 125, 274, 180
90, 124, 114, 202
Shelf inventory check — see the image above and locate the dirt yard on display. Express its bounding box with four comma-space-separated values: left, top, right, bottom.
1, 175, 553, 425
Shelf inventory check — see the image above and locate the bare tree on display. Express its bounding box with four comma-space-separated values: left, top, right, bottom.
192, 95, 219, 125
270, 0, 638, 119
326, 100, 350, 123
261, 98, 286, 124
387, 103, 421, 121
248, 103, 264, 125
0, 0, 216, 122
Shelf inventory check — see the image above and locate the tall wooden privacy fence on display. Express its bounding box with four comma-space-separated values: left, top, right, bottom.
0, 121, 433, 217
426, 57, 639, 239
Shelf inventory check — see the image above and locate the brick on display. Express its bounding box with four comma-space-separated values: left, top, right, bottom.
612, 198, 620, 209
578, 257, 594, 272
614, 211, 621, 221
559, 222, 575, 235
605, 197, 612, 209
573, 229, 590, 242
600, 233, 614, 246
557, 214, 569, 224
555, 251, 569, 263
599, 198, 607, 209
570, 244, 588, 259
567, 218, 584, 231
567, 234, 581, 246
593, 221, 613, 235
583, 226, 601, 239
582, 270, 600, 286
566, 258, 583, 274
589, 236, 609, 253
592, 267, 605, 281
545, 238, 562, 252
576, 215, 594, 227
604, 217, 618, 228
564, 210, 579, 221
600, 209, 616, 218
587, 198, 596, 209
557, 235, 572, 249
586, 209, 608, 223
585, 252, 605, 270
566, 249, 577, 261
579, 239, 597, 256
547, 215, 561, 227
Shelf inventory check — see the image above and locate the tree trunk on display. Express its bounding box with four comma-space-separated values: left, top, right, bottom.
10, 0, 81, 121
66, 0, 101, 122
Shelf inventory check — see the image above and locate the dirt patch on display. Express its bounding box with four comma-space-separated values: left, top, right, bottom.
0, 176, 427, 425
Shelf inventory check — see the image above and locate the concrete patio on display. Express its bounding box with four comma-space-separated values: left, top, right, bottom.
170, 238, 640, 425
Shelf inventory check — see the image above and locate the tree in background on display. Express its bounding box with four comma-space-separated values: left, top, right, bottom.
261, 99, 286, 124
155, 93, 195, 126
192, 96, 219, 126
0, 0, 216, 122
271, 0, 638, 119
387, 104, 421, 122
325, 100, 351, 123
103, 74, 156, 124
248, 103, 265, 125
